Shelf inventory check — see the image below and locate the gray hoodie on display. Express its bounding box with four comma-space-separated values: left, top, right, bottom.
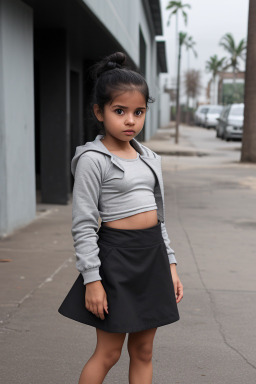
71, 134, 177, 285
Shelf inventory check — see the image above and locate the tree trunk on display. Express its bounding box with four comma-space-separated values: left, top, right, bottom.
175, 13, 179, 76
186, 87, 189, 125
233, 68, 238, 102
241, 0, 256, 163
213, 75, 216, 104
175, 42, 181, 144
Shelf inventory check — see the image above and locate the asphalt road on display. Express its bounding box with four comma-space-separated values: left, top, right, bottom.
1, 125, 256, 383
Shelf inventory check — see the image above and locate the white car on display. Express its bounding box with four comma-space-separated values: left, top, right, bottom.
217, 103, 244, 140
194, 105, 209, 126
204, 105, 223, 129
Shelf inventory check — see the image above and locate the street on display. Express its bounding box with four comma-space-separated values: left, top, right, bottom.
1, 125, 256, 383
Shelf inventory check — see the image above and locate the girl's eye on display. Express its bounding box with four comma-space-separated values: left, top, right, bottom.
115, 109, 124, 115
135, 110, 143, 116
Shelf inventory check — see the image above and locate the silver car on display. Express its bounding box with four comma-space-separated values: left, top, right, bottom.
194, 105, 209, 126
204, 105, 223, 129
216, 103, 244, 141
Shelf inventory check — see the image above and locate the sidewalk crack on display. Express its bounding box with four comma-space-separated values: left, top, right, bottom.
0, 256, 73, 328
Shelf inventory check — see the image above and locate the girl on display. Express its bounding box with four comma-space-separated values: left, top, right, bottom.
59, 52, 183, 384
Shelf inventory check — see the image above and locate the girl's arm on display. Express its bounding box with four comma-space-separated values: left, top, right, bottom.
157, 155, 183, 303
72, 153, 109, 319
71, 153, 102, 285
161, 221, 183, 303
170, 263, 183, 303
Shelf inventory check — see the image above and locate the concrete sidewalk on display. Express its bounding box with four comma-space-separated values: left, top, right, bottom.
1, 126, 256, 383
143, 123, 208, 156
143, 123, 242, 161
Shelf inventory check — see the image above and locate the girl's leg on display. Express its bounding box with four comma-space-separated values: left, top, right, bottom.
78, 328, 126, 384
127, 327, 157, 384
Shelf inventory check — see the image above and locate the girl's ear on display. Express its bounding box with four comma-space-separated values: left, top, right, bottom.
93, 104, 104, 122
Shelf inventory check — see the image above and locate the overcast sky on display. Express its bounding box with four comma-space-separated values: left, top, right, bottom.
160, 0, 249, 102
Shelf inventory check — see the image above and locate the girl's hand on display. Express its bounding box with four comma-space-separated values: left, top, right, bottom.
85, 280, 109, 320
170, 264, 183, 303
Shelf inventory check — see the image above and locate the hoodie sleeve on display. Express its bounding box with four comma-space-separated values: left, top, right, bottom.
155, 153, 177, 265
160, 222, 177, 265
71, 153, 102, 285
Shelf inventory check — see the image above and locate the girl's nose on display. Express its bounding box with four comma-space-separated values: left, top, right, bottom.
125, 113, 135, 125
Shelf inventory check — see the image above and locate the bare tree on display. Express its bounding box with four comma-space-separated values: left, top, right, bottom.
241, 0, 256, 163
184, 69, 202, 109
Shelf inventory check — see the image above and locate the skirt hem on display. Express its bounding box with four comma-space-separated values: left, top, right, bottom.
58, 309, 180, 333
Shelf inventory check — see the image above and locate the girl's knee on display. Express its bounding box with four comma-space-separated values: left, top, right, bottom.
98, 347, 122, 369
95, 328, 125, 369
127, 342, 153, 363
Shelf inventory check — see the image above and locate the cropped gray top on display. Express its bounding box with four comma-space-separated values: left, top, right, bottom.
100, 151, 158, 222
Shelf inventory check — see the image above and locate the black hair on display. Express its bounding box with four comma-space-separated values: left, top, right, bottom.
89, 52, 154, 134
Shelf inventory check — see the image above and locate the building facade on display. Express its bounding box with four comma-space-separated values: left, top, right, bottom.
0, 0, 168, 236
207, 71, 245, 105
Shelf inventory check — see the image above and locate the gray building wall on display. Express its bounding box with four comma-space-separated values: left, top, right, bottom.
82, 0, 140, 64
0, 0, 35, 236
159, 74, 171, 127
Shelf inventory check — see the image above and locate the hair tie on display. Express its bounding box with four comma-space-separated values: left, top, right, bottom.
107, 61, 121, 69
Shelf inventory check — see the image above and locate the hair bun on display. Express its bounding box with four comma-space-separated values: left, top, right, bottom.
107, 52, 126, 67
92, 52, 127, 79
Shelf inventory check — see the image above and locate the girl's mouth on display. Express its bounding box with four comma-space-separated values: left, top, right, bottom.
123, 130, 135, 135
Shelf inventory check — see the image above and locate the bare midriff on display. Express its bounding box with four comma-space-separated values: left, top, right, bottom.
101, 209, 158, 230
100, 139, 158, 230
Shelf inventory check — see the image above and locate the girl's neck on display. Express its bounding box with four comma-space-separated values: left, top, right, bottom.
100, 135, 134, 152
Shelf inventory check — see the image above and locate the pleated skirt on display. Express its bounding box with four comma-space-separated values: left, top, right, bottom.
58, 220, 180, 333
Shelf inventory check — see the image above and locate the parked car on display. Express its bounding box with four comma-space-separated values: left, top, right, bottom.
216, 103, 244, 141
203, 105, 223, 129
216, 106, 229, 138
194, 105, 210, 126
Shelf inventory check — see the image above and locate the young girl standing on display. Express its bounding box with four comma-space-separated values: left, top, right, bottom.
59, 52, 183, 384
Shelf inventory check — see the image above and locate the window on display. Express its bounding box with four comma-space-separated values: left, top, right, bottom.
230, 106, 244, 116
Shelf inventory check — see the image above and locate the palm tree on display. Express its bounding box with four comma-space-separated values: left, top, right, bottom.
166, 1, 191, 73
219, 33, 247, 99
185, 35, 197, 54
206, 55, 226, 104
175, 32, 197, 143
241, 0, 256, 163
166, 1, 191, 26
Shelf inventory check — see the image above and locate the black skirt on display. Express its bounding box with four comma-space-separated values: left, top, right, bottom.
58, 220, 180, 333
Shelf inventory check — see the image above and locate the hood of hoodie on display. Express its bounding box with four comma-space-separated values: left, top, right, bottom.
71, 134, 158, 176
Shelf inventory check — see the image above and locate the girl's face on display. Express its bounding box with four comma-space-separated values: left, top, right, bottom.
93, 90, 147, 142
